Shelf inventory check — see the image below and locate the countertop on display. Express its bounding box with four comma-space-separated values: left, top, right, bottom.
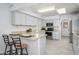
11, 30, 46, 40
73, 32, 79, 39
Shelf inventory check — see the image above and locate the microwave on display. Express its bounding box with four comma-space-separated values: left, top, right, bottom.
46, 23, 53, 26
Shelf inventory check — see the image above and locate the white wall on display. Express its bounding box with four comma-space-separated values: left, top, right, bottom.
0, 4, 12, 34
0, 3, 42, 54
0, 4, 13, 53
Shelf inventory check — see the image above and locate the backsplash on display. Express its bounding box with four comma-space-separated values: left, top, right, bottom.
10, 25, 42, 33
11, 25, 37, 31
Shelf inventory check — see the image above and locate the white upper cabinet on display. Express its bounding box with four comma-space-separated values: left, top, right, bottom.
12, 11, 38, 26
26, 15, 37, 26
13, 11, 26, 25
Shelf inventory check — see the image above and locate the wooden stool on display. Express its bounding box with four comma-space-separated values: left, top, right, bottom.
2, 34, 14, 55
10, 34, 28, 55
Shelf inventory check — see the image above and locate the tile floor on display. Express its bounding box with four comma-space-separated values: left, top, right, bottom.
46, 36, 74, 55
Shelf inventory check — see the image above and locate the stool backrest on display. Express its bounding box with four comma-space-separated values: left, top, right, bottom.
2, 34, 10, 46
10, 34, 22, 48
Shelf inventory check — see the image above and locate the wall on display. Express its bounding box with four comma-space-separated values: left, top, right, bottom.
0, 4, 13, 53
0, 3, 42, 54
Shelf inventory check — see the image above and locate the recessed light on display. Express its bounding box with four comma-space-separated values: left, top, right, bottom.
38, 7, 55, 13
57, 8, 66, 14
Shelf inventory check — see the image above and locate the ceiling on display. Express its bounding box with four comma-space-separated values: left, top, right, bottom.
10, 3, 79, 17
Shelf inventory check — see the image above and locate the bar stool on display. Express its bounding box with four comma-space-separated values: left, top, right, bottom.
10, 34, 28, 55
2, 34, 14, 55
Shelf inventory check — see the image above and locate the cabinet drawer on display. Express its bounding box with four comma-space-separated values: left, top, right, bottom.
53, 32, 59, 35
53, 35, 59, 39
52, 32, 60, 39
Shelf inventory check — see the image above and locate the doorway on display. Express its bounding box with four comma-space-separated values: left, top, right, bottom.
61, 19, 72, 37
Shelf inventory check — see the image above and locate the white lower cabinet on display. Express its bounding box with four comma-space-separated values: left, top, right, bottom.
40, 36, 46, 55
21, 36, 46, 55
52, 32, 60, 40
73, 35, 79, 55
21, 38, 40, 55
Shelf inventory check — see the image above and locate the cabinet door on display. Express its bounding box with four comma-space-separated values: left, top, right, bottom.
42, 20, 46, 27
12, 11, 39, 26
73, 35, 79, 55
40, 36, 46, 54
53, 32, 60, 39
26, 15, 37, 26
13, 11, 26, 25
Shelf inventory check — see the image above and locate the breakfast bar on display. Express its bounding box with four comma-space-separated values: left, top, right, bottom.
11, 31, 46, 55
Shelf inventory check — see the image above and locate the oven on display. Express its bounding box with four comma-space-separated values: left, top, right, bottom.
47, 28, 54, 31
46, 32, 52, 36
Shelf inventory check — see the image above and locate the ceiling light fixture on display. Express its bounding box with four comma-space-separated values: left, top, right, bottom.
57, 8, 66, 14
38, 7, 55, 13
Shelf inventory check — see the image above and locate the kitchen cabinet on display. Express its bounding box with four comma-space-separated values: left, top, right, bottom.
73, 34, 79, 55
20, 35, 46, 55
12, 11, 38, 26
73, 35, 77, 54
52, 32, 60, 40
41, 20, 46, 27
26, 15, 37, 26
12, 11, 26, 25
40, 36, 46, 55
21, 37, 40, 55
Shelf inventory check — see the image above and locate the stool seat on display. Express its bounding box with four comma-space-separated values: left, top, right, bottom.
16, 44, 28, 49
9, 42, 14, 45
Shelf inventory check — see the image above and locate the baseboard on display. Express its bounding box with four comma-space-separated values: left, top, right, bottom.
0, 53, 4, 55
61, 36, 70, 37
